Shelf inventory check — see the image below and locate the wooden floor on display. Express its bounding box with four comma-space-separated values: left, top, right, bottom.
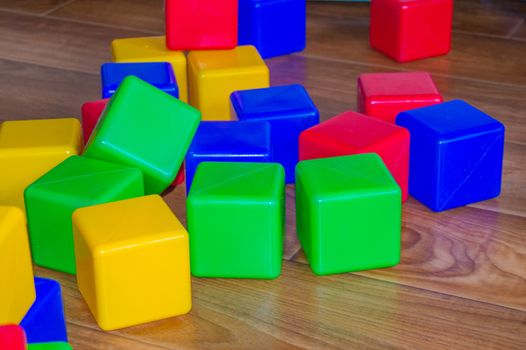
1, 0, 525, 349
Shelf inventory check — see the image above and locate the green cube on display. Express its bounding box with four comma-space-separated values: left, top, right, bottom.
84, 75, 201, 194
28, 342, 72, 350
25, 155, 144, 274
296, 153, 401, 275
187, 162, 285, 279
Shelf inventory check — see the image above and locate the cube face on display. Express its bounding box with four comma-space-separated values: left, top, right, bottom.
84, 76, 201, 194
101, 62, 178, 99
357, 72, 443, 123
185, 121, 272, 192
187, 162, 285, 279
239, 0, 306, 58
28, 343, 72, 350
166, 0, 237, 50
25, 156, 144, 274
396, 100, 505, 211
370, 0, 453, 62
73, 195, 191, 331
299, 111, 409, 201
0, 325, 26, 350
231, 84, 320, 183
296, 154, 401, 275
81, 99, 109, 143
111, 36, 188, 102
188, 46, 269, 121
0, 207, 36, 324
0, 119, 82, 211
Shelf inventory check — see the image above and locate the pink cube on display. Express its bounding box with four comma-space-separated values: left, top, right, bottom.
0, 325, 26, 350
357, 72, 443, 123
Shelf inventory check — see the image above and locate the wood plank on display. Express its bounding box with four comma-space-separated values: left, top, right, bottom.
511, 21, 526, 40
0, 0, 69, 15
35, 263, 526, 350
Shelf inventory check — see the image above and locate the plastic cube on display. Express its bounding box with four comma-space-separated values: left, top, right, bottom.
165, 0, 237, 50
231, 84, 319, 183
188, 45, 269, 121
73, 195, 191, 331
84, 76, 200, 194
111, 36, 188, 102
185, 121, 272, 192
100, 62, 178, 99
0, 325, 26, 350
21, 278, 67, 344
239, 0, 306, 58
396, 100, 505, 211
187, 162, 285, 279
299, 111, 409, 201
0, 207, 35, 324
370, 0, 453, 62
296, 154, 401, 275
0, 119, 81, 211
25, 156, 144, 273
357, 72, 443, 123
28, 343, 72, 350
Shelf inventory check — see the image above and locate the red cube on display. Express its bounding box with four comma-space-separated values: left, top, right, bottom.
165, 0, 238, 50
357, 71, 443, 123
0, 325, 26, 350
370, 0, 453, 62
299, 111, 410, 202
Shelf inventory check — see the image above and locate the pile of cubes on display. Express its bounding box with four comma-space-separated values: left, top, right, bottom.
1, 0, 505, 341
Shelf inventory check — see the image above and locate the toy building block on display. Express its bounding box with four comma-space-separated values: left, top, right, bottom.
111, 36, 188, 102
0, 325, 27, 350
231, 84, 319, 183
84, 76, 200, 194
239, 0, 306, 58
165, 0, 237, 50
299, 111, 409, 201
296, 154, 401, 275
0, 207, 35, 324
396, 100, 505, 212
357, 72, 443, 123
25, 156, 144, 274
21, 278, 67, 344
73, 195, 191, 331
187, 162, 285, 279
100, 62, 178, 99
188, 45, 269, 120
185, 121, 272, 192
0, 119, 82, 211
370, 0, 453, 62
28, 343, 72, 350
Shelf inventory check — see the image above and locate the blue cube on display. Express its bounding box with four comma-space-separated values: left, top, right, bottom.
396, 100, 505, 212
100, 62, 178, 98
20, 277, 67, 344
185, 121, 272, 192
238, 0, 306, 58
231, 84, 319, 183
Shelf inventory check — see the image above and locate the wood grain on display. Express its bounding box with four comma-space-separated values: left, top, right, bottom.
0, 0, 70, 15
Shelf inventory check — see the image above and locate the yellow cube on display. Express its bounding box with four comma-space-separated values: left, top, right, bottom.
0, 206, 36, 323
72, 195, 191, 331
188, 45, 269, 120
111, 36, 188, 102
0, 118, 82, 211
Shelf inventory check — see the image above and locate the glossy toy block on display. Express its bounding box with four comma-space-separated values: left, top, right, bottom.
357, 72, 443, 123
370, 0, 453, 62
25, 156, 144, 274
188, 45, 269, 120
73, 195, 191, 331
396, 100, 505, 212
296, 154, 401, 275
185, 121, 272, 192
187, 162, 285, 279
239, 0, 306, 58
0, 207, 36, 324
0, 325, 26, 350
299, 111, 409, 201
101, 62, 178, 99
84, 76, 200, 194
28, 343, 72, 350
0, 119, 81, 211
20, 278, 67, 344
231, 84, 319, 183
165, 0, 237, 50
111, 36, 188, 102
